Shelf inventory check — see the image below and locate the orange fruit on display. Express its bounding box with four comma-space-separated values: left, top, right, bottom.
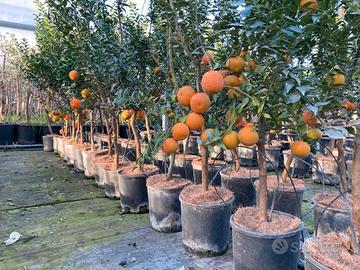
190, 93, 211, 113
238, 124, 259, 146
303, 111, 318, 126
70, 98, 81, 110
332, 74, 345, 86
226, 56, 246, 73
201, 128, 215, 144
291, 141, 311, 158
201, 52, 214, 65
172, 123, 190, 141
222, 131, 239, 150
63, 114, 71, 121
185, 112, 205, 130
121, 109, 133, 120
238, 75, 247, 85
224, 75, 241, 87
81, 88, 91, 99
306, 128, 322, 141
162, 138, 179, 154
177, 86, 196, 106
136, 111, 146, 121
69, 70, 79, 81
300, 0, 318, 12
342, 101, 357, 111
201, 70, 224, 94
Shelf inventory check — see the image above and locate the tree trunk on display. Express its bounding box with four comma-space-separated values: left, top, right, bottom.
112, 114, 120, 169
281, 156, 293, 182
90, 110, 94, 151
167, 153, 176, 180
25, 84, 30, 124
337, 139, 348, 193
129, 111, 143, 172
201, 139, 209, 192
15, 75, 21, 118
144, 113, 152, 143
232, 149, 241, 171
352, 127, 360, 252
257, 123, 268, 222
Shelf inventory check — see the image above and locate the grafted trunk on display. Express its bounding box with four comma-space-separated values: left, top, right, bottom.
167, 153, 176, 180
281, 156, 293, 182
352, 127, 360, 252
201, 136, 209, 192
257, 123, 268, 222
232, 149, 241, 171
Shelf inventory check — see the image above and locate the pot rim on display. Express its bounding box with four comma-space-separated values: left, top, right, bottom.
179, 193, 234, 209
254, 179, 306, 193
302, 238, 332, 270
230, 211, 304, 239
219, 168, 260, 180
314, 196, 350, 214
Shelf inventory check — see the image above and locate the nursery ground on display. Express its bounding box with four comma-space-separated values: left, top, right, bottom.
0, 150, 330, 270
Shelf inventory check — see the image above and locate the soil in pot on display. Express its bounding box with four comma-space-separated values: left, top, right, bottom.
313, 155, 339, 185
118, 164, 159, 213
0, 124, 16, 145
220, 167, 259, 210
192, 158, 226, 186
255, 175, 305, 218
147, 174, 191, 233
231, 207, 303, 270
314, 192, 351, 236
179, 185, 234, 256
304, 232, 360, 270
174, 154, 199, 181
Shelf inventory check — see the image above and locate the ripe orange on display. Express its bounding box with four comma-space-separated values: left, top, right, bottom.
190, 93, 211, 113
136, 111, 146, 121
201, 128, 215, 144
224, 75, 241, 87
342, 100, 357, 111
238, 124, 259, 146
64, 114, 71, 121
177, 86, 196, 106
121, 109, 133, 120
222, 131, 239, 150
306, 128, 322, 141
69, 70, 79, 81
81, 88, 91, 99
201, 52, 214, 65
303, 111, 318, 126
185, 112, 205, 130
291, 141, 311, 158
300, 0, 318, 12
201, 70, 224, 94
162, 138, 179, 154
70, 98, 81, 110
172, 123, 190, 141
332, 74, 345, 86
226, 56, 246, 73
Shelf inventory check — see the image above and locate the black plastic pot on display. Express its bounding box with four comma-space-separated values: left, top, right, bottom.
220, 169, 259, 210
180, 187, 234, 255
64, 142, 75, 166
0, 124, 16, 145
314, 194, 351, 235
92, 161, 106, 188
53, 136, 59, 153
174, 155, 198, 181
17, 125, 37, 144
238, 145, 258, 166
73, 146, 85, 172
255, 179, 305, 218
313, 155, 339, 185
231, 212, 303, 270
104, 170, 120, 199
118, 166, 159, 213
192, 159, 226, 186
303, 239, 331, 270
283, 151, 312, 178
147, 177, 191, 232
42, 135, 55, 152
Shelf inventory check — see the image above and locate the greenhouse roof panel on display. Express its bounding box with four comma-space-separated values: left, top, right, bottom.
0, 0, 38, 27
